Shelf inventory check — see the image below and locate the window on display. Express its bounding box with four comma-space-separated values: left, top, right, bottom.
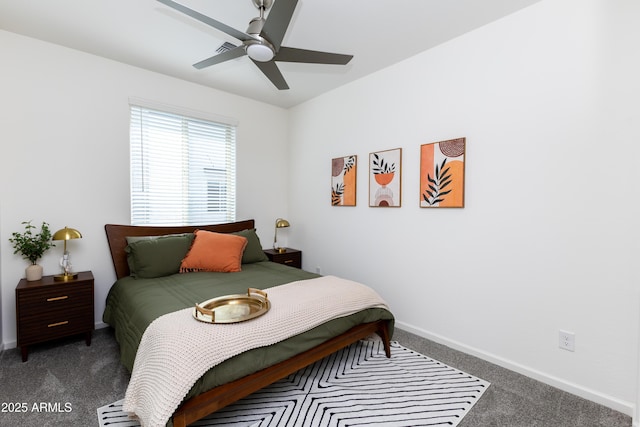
129, 101, 237, 226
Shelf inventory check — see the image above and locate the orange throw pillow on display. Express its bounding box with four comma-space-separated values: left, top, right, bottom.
180, 230, 248, 273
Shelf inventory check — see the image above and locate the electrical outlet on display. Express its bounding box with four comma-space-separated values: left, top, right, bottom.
315, 266, 321, 274
559, 330, 575, 352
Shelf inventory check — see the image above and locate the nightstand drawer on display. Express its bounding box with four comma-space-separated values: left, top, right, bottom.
17, 284, 92, 317
279, 253, 301, 267
18, 311, 93, 345
263, 248, 302, 268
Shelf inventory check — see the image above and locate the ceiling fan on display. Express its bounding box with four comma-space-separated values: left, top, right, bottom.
157, 0, 354, 90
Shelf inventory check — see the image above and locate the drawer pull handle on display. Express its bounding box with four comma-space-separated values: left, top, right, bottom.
284, 260, 293, 263
47, 296, 68, 302
48, 321, 69, 328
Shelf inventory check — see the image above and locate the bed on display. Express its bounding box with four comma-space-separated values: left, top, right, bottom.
103, 219, 394, 427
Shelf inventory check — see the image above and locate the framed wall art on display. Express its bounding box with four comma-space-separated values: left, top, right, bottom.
369, 148, 402, 207
420, 137, 465, 208
331, 155, 357, 206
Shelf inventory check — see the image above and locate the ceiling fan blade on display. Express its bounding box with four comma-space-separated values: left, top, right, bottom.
275, 47, 353, 65
193, 46, 247, 69
252, 60, 289, 90
260, 0, 298, 51
157, 0, 254, 42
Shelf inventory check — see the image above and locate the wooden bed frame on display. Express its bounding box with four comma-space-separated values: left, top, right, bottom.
104, 219, 392, 427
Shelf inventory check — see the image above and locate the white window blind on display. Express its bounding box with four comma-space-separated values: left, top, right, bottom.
130, 104, 236, 226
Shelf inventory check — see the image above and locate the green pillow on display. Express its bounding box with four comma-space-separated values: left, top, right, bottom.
233, 229, 268, 264
125, 233, 195, 278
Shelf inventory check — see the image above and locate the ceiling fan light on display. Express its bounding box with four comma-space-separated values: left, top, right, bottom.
247, 44, 274, 62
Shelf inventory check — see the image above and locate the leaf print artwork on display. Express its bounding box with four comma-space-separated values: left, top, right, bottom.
372, 153, 396, 174
420, 138, 465, 208
331, 155, 357, 206
331, 183, 344, 206
423, 158, 452, 205
369, 148, 402, 207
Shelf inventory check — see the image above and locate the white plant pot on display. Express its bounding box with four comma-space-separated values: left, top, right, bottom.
26, 264, 43, 281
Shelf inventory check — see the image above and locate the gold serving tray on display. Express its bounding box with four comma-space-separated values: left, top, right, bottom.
193, 288, 270, 324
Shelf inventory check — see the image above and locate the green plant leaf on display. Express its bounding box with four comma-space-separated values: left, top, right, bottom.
8, 220, 55, 264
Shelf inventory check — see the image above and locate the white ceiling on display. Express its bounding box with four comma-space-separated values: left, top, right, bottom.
0, 0, 542, 108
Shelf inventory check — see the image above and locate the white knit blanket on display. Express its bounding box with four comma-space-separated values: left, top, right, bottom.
122, 275, 390, 427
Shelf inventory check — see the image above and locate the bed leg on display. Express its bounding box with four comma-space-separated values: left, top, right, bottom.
376, 321, 391, 358
172, 412, 186, 427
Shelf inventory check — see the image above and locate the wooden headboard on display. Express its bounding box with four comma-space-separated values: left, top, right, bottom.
104, 219, 256, 280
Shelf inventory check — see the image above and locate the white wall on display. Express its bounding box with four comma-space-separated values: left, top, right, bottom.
0, 30, 290, 346
288, 0, 640, 416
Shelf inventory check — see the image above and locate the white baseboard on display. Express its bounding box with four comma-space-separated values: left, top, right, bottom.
95, 321, 109, 330
395, 320, 635, 419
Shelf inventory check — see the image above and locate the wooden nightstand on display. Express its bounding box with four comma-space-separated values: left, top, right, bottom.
15, 270, 94, 362
263, 248, 302, 269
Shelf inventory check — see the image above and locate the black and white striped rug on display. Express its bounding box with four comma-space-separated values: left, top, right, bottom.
98, 339, 489, 427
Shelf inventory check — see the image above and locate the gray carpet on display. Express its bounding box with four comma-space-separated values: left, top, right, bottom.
0, 329, 129, 427
0, 327, 632, 427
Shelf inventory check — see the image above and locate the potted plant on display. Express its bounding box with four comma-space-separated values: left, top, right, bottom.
9, 220, 55, 281
372, 153, 396, 186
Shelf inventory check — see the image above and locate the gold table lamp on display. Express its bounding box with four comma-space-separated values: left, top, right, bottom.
273, 218, 290, 253
52, 226, 82, 281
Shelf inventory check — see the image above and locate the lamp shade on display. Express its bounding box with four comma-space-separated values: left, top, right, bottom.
53, 227, 82, 241
275, 218, 290, 228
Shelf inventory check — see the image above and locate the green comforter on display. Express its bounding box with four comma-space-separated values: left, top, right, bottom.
103, 261, 394, 403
